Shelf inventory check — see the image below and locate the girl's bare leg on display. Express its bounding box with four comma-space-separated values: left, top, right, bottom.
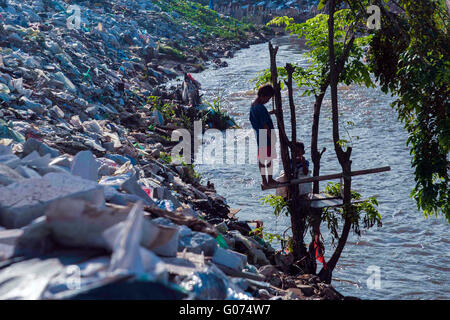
259, 161, 268, 185
266, 160, 279, 186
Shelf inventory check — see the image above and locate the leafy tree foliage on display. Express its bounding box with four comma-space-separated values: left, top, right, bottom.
368, 0, 449, 221
323, 182, 382, 243
255, 9, 374, 96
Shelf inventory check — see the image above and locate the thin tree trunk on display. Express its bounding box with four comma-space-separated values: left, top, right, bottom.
310, 34, 354, 194
286, 64, 297, 148
318, 0, 354, 283
311, 89, 326, 193
286, 63, 310, 263
310, 24, 356, 278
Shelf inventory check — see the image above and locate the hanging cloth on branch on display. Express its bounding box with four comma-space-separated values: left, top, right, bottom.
314, 226, 327, 270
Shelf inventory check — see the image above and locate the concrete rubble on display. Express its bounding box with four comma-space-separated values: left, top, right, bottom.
0, 0, 344, 300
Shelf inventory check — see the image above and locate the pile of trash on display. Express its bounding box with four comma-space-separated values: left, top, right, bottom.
0, 0, 344, 300
0, 0, 271, 103
0, 139, 344, 300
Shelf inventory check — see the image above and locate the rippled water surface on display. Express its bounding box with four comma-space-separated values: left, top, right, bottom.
189, 36, 448, 299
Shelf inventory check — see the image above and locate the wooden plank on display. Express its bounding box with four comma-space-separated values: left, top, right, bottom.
263, 166, 391, 190
308, 193, 342, 201
311, 199, 368, 209
228, 208, 241, 219
311, 198, 343, 208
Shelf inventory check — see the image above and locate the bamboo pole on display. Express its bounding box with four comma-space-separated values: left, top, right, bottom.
262, 166, 391, 190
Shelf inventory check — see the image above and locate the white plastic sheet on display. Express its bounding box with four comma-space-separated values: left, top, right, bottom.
102, 202, 167, 281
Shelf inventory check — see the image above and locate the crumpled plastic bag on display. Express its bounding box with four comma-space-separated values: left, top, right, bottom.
0, 119, 25, 143
104, 201, 145, 275
179, 264, 252, 300
0, 258, 65, 300
102, 202, 167, 281
71, 150, 100, 181
42, 256, 111, 299
10, 77, 32, 97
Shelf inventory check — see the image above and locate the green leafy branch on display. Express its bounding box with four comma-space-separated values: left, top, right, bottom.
323, 182, 382, 244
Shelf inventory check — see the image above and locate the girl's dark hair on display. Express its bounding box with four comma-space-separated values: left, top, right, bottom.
296, 142, 305, 151
257, 84, 275, 98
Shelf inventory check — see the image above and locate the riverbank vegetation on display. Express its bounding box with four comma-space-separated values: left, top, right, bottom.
152, 0, 256, 40
368, 0, 449, 222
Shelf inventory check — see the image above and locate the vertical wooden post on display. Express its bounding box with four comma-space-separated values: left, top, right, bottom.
269, 43, 291, 179
285, 64, 297, 149
311, 87, 327, 193
318, 0, 354, 283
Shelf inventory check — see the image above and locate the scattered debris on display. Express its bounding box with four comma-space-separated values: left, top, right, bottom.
0, 0, 343, 300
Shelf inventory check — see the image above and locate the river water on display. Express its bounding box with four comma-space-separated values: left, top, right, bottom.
188, 36, 449, 299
